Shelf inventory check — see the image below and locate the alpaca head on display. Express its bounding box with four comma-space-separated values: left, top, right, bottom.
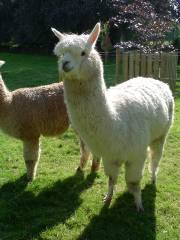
52, 23, 103, 81
0, 61, 5, 69
0, 61, 5, 81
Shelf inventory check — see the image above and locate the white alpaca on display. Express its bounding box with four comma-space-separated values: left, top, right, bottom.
0, 60, 99, 181
52, 23, 174, 211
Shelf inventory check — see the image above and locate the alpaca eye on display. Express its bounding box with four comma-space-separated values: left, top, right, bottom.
81, 51, 86, 56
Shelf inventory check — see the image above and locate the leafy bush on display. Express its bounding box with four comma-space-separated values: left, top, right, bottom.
0, 0, 178, 52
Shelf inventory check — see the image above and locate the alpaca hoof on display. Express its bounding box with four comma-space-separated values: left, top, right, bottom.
151, 179, 156, 185
103, 194, 112, 206
91, 158, 100, 172
136, 203, 144, 212
26, 172, 36, 182
151, 177, 157, 185
27, 175, 34, 182
76, 166, 84, 173
91, 164, 100, 172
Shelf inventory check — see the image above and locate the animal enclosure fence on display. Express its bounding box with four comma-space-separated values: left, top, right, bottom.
115, 49, 178, 92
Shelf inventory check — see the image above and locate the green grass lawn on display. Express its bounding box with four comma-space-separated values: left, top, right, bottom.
0, 52, 179, 240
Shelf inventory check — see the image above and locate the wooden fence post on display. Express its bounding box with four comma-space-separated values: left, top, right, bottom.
167, 53, 178, 92
153, 53, 160, 79
129, 51, 135, 79
141, 53, 147, 77
115, 48, 121, 83
172, 53, 178, 92
160, 52, 169, 85
123, 52, 129, 81
134, 51, 140, 77
147, 54, 153, 77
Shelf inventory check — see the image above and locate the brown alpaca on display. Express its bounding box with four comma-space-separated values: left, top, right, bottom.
0, 60, 100, 181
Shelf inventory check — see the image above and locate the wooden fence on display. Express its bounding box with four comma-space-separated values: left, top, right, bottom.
115, 49, 178, 92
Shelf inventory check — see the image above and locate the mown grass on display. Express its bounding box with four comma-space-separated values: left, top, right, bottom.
0, 52, 179, 240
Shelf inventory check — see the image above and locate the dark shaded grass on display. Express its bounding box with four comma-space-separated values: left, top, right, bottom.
0, 172, 97, 240
0, 175, 157, 240
77, 184, 156, 240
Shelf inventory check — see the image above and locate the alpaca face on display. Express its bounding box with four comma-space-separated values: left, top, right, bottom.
54, 36, 88, 78
52, 23, 101, 81
0, 60, 5, 68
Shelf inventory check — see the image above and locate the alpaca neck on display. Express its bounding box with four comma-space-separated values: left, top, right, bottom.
64, 70, 114, 128
64, 72, 115, 156
0, 75, 10, 105
64, 71, 109, 112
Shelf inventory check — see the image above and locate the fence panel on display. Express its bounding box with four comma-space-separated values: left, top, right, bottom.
115, 50, 178, 92
129, 51, 135, 79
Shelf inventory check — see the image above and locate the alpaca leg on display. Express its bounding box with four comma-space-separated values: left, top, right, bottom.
77, 138, 90, 171
91, 156, 101, 172
103, 176, 116, 205
103, 161, 120, 205
149, 136, 166, 184
23, 138, 40, 181
125, 159, 145, 212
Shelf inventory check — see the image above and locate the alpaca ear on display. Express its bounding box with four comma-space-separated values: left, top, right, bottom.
0, 60, 5, 68
51, 27, 64, 41
86, 23, 101, 49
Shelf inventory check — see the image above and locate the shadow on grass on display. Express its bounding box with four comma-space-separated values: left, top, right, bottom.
0, 172, 96, 240
77, 184, 156, 240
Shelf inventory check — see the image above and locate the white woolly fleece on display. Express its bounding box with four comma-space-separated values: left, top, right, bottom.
52, 25, 174, 209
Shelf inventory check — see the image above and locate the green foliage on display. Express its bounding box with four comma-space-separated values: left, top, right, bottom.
0, 53, 179, 240
108, 0, 178, 50
0, 0, 15, 43
0, 0, 178, 51
0, 0, 102, 51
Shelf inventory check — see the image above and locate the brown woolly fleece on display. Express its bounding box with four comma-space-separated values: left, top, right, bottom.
0, 71, 70, 180
0, 66, 99, 181
0, 79, 69, 140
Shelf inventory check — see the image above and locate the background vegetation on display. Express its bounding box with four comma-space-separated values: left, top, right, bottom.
0, 0, 179, 52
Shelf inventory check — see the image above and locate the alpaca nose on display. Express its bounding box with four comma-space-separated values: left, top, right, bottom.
62, 61, 71, 72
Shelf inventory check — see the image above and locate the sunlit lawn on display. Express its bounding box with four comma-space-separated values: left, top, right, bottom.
0, 52, 179, 240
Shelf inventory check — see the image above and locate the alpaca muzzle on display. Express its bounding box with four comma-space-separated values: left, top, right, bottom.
62, 61, 72, 72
